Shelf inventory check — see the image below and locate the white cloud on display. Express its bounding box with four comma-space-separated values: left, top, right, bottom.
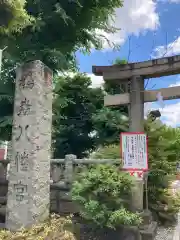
144, 101, 180, 127
152, 37, 180, 58
86, 74, 104, 88
98, 0, 159, 49
161, 81, 180, 127
159, 0, 180, 2
144, 102, 153, 117
169, 81, 180, 87
160, 102, 180, 127
144, 80, 180, 127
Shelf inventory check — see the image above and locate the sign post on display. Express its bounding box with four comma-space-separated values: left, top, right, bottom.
120, 132, 148, 211
0, 141, 8, 160
120, 132, 148, 178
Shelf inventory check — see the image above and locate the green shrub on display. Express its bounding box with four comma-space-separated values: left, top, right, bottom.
90, 144, 121, 160
144, 120, 180, 224
71, 164, 142, 229
91, 120, 180, 225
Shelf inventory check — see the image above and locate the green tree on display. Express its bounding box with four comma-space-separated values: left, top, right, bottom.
0, 0, 123, 71
0, 0, 33, 34
104, 58, 128, 95
0, 1, 124, 139
0, 57, 16, 140
112, 58, 127, 65
53, 73, 104, 158
92, 58, 129, 145
92, 107, 128, 145
144, 120, 180, 223
52, 65, 129, 157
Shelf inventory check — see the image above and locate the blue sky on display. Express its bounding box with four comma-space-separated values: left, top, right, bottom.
76, 0, 180, 127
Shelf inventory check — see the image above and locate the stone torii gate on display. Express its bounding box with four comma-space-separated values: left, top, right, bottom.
92, 55, 180, 211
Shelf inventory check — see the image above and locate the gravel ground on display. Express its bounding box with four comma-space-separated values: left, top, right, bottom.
155, 226, 174, 240
154, 181, 180, 240
155, 213, 180, 240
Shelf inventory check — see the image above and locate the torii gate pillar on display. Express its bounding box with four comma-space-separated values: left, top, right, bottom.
129, 76, 144, 212
129, 76, 144, 132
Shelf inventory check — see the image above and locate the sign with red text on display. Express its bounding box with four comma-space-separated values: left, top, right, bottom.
120, 132, 148, 171
129, 171, 144, 179
0, 141, 7, 160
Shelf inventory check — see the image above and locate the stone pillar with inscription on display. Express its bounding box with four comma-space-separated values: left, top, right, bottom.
5, 60, 53, 231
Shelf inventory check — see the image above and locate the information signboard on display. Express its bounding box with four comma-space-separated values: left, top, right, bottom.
120, 132, 148, 171
0, 141, 7, 160
177, 162, 180, 172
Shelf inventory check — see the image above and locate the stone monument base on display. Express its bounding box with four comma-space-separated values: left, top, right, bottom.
140, 221, 158, 240
139, 210, 158, 240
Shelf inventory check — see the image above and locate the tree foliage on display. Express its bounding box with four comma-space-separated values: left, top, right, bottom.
0, 57, 16, 141
53, 73, 104, 158
71, 164, 142, 229
52, 69, 130, 157
0, 1, 125, 144
144, 119, 180, 224
92, 58, 129, 145
112, 58, 127, 65
92, 107, 128, 146
90, 144, 121, 159
0, 0, 123, 71
0, 0, 33, 34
